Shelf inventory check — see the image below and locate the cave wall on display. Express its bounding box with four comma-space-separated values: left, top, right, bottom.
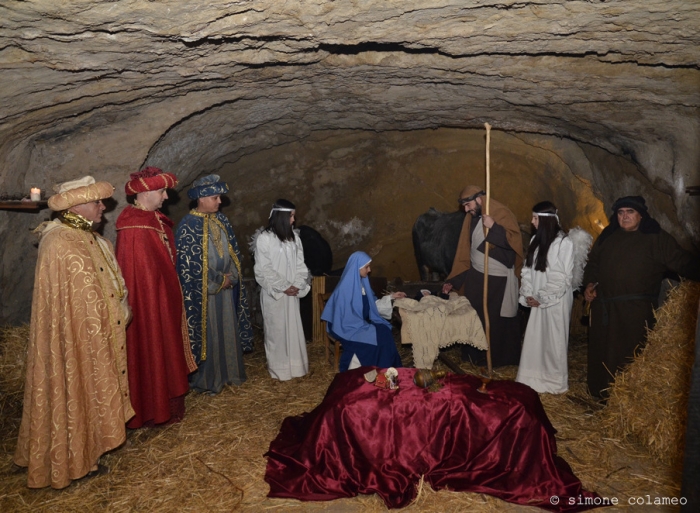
168, 128, 610, 282
2, 127, 621, 323
1, 1, 699, 324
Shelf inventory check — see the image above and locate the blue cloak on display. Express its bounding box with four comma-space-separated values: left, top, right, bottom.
320, 251, 391, 346
176, 210, 254, 363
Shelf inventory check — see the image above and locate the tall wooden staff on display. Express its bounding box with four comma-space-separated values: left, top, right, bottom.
483, 123, 493, 377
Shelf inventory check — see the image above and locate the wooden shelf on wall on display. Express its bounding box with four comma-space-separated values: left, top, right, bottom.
0, 200, 49, 211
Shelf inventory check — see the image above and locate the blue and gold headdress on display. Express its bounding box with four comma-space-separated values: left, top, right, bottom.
187, 174, 229, 200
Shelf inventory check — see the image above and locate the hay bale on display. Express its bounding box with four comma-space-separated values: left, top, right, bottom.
601, 280, 700, 465
0, 324, 29, 395
0, 324, 29, 407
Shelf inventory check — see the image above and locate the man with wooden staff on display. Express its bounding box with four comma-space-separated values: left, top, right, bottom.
444, 185, 524, 367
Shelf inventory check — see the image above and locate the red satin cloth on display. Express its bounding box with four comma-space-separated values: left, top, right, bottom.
265, 367, 599, 510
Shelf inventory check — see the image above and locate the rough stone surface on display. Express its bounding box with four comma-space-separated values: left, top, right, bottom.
1, 1, 698, 323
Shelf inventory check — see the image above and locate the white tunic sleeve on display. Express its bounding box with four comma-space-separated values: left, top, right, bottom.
519, 236, 535, 307
292, 233, 311, 299
375, 294, 394, 320
535, 237, 574, 309
519, 265, 533, 307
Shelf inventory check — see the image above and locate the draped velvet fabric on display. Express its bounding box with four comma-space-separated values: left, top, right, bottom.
265, 367, 599, 510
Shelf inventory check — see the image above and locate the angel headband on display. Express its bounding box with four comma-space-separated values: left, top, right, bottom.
534, 211, 560, 223
269, 207, 295, 219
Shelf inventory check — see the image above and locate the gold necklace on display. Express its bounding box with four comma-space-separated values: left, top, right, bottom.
60, 211, 93, 231
209, 219, 225, 258
61, 211, 124, 300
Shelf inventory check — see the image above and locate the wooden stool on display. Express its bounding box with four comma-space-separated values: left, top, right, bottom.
319, 292, 342, 371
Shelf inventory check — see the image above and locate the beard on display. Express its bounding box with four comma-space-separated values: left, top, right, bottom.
470, 203, 482, 217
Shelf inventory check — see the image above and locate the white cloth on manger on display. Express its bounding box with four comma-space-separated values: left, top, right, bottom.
395, 294, 487, 369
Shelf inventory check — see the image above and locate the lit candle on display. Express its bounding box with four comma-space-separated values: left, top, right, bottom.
30, 187, 41, 201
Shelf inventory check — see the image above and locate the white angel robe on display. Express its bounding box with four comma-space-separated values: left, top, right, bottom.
254, 230, 310, 381
516, 233, 574, 394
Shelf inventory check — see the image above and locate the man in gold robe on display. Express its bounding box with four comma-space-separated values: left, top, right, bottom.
14, 176, 134, 489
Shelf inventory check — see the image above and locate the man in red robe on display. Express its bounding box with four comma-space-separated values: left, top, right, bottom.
116, 167, 197, 428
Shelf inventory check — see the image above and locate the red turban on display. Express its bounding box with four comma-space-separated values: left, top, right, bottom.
125, 166, 178, 195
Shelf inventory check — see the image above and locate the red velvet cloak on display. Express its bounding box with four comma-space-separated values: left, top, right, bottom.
116, 206, 196, 428
265, 367, 600, 510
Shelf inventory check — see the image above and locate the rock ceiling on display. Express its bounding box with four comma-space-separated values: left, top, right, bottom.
1, 0, 699, 322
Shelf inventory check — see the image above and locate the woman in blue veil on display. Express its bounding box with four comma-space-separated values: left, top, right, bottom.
321, 251, 404, 371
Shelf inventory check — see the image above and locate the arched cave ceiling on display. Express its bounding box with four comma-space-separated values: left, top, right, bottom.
1, 1, 699, 323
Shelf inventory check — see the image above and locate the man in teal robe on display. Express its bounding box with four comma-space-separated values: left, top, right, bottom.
176, 174, 253, 394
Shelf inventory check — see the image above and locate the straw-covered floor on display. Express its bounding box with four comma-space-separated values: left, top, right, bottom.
1, 282, 698, 512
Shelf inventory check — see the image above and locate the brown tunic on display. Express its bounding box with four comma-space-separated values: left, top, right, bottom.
14, 220, 134, 488
449, 221, 523, 366
448, 187, 524, 282
583, 227, 700, 397
447, 189, 524, 367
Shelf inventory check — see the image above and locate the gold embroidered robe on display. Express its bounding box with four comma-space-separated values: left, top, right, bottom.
14, 220, 134, 489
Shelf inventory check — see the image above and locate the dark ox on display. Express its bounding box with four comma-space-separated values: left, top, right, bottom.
412, 208, 465, 281
298, 225, 333, 276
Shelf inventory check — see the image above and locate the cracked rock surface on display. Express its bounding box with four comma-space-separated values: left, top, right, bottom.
1, 0, 698, 323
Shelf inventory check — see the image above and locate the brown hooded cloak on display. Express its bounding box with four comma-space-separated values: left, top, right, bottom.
446, 185, 524, 367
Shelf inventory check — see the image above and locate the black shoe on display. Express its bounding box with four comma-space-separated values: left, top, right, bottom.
10, 463, 27, 474
85, 464, 109, 479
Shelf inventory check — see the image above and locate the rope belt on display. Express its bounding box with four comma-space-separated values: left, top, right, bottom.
598, 294, 657, 326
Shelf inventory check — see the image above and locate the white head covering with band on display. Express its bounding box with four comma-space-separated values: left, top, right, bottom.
269, 207, 295, 219
533, 211, 560, 224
